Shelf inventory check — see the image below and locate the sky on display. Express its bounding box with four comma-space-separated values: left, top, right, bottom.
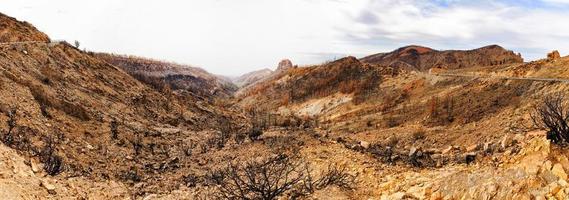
1, 0, 569, 76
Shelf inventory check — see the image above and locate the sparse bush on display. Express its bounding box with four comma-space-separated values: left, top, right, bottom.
248, 127, 263, 141
412, 129, 426, 141
366, 120, 373, 127
183, 173, 200, 187
132, 136, 143, 155
299, 164, 356, 195
6, 108, 16, 134
204, 168, 227, 186
110, 120, 118, 139
121, 166, 141, 182
234, 133, 246, 145
39, 104, 50, 118
2, 109, 17, 145
531, 93, 569, 144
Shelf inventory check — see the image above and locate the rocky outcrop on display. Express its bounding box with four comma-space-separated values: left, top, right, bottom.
277, 59, 294, 72
548, 50, 561, 60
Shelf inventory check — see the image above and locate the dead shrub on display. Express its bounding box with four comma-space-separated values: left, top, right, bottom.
531, 93, 569, 144
39, 137, 63, 176
183, 173, 200, 187
208, 155, 358, 200
248, 127, 263, 141
211, 154, 304, 200
298, 164, 356, 195
110, 120, 118, 140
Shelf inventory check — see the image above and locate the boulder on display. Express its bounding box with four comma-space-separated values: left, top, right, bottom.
409, 147, 418, 157
552, 163, 568, 180
544, 160, 553, 171
483, 142, 494, 153
501, 134, 513, 149
360, 141, 370, 149
442, 146, 453, 155
466, 144, 480, 152
41, 179, 56, 194
549, 182, 561, 195
547, 50, 561, 60
30, 159, 41, 173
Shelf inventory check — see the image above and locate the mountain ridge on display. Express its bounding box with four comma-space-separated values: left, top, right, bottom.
360, 44, 524, 71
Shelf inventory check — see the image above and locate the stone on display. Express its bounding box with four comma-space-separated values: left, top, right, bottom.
483, 142, 493, 153
360, 141, 370, 149
30, 159, 41, 173
409, 147, 418, 157
558, 155, 569, 170
431, 154, 442, 159
544, 160, 553, 171
143, 194, 158, 200
501, 134, 513, 149
41, 180, 56, 194
390, 192, 406, 200
442, 146, 453, 155
540, 170, 559, 183
558, 179, 568, 187
552, 163, 568, 180
513, 134, 525, 144
547, 50, 561, 60
549, 182, 561, 195
430, 191, 443, 200
466, 144, 480, 152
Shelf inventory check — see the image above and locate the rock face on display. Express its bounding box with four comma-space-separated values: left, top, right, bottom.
548, 50, 561, 60
360, 45, 524, 71
277, 59, 294, 71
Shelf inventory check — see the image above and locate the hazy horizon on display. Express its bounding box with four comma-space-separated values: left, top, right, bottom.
2, 0, 569, 76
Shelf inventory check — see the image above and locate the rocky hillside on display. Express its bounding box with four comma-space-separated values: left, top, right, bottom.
97, 53, 238, 99
0, 13, 249, 196
234, 47, 569, 199
232, 68, 273, 88
0, 13, 49, 43
360, 45, 524, 71
238, 56, 381, 113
